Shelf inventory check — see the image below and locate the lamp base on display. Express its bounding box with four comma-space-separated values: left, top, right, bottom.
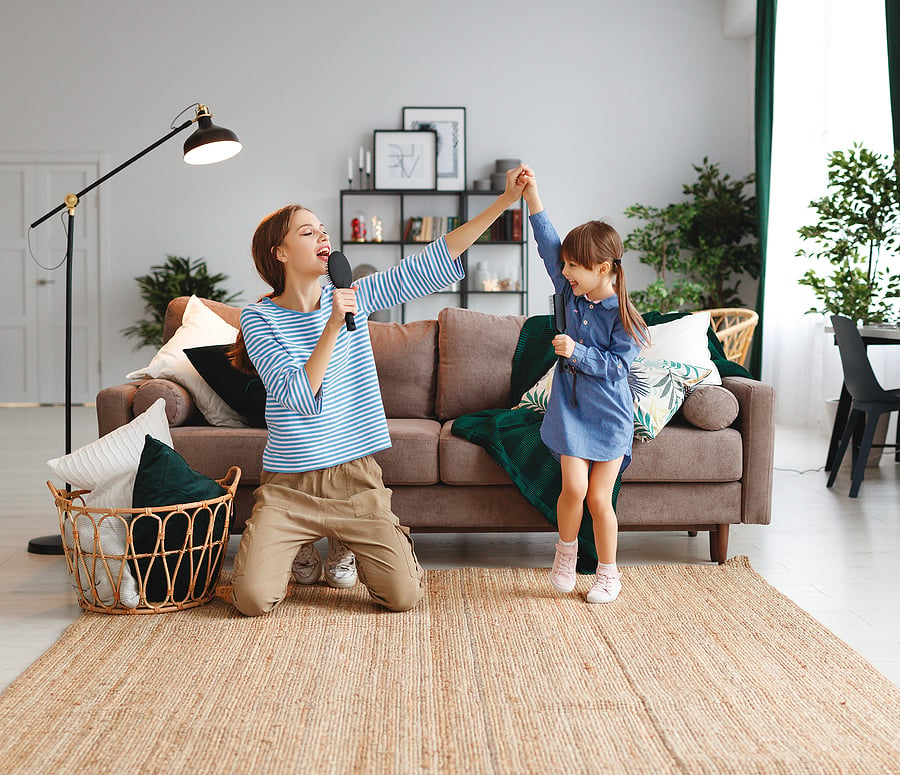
27, 534, 65, 555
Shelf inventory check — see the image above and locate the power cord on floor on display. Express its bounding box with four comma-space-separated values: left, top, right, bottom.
774, 465, 827, 475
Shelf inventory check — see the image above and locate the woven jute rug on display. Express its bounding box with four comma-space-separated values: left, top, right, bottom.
1, 557, 899, 774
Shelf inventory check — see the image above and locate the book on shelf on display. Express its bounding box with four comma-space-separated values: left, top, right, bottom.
471, 208, 523, 242
511, 209, 522, 241
403, 215, 461, 242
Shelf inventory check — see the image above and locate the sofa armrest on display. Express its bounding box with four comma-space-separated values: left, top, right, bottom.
722, 376, 775, 525
96, 383, 140, 437
96, 379, 197, 437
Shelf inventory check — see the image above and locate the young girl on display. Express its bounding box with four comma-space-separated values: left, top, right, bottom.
229, 165, 528, 615
521, 168, 648, 604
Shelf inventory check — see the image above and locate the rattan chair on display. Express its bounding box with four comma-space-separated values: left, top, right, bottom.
695, 308, 759, 366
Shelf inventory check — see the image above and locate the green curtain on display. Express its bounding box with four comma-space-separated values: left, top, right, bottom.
749, 0, 777, 380
887, 0, 900, 149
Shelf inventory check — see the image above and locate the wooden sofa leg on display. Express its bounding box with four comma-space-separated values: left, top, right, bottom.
709, 524, 729, 565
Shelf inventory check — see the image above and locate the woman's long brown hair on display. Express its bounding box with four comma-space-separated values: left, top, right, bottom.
228, 204, 307, 374
560, 220, 650, 347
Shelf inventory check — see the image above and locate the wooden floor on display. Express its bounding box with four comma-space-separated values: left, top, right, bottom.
1, 406, 898, 692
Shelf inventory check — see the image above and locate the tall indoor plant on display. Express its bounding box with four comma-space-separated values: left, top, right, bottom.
797, 143, 900, 324
122, 255, 241, 349
624, 158, 760, 313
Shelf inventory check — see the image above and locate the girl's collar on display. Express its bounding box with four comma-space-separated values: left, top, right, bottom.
583, 293, 618, 308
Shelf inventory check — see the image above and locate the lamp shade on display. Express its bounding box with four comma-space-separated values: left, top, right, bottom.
183, 105, 242, 165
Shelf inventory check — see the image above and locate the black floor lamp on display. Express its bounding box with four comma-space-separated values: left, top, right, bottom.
26, 103, 242, 555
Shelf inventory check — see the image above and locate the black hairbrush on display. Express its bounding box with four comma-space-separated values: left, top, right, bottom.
551, 293, 566, 334
551, 292, 577, 406
326, 250, 357, 331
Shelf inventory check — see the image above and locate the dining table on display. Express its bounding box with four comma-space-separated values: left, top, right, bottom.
825, 324, 900, 471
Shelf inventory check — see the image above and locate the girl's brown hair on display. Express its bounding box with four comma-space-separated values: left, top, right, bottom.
228, 204, 307, 374
560, 220, 650, 347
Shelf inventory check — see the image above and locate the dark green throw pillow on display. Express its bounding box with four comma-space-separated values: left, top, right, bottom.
184, 344, 267, 427
129, 435, 228, 603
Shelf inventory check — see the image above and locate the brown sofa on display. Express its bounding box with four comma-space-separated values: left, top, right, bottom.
97, 297, 775, 563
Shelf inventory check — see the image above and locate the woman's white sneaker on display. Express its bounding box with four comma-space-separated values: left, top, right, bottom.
324, 538, 358, 589
291, 542, 322, 585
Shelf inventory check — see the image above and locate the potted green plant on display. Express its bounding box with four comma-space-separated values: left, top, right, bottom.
624, 158, 760, 313
797, 143, 900, 324
122, 255, 241, 349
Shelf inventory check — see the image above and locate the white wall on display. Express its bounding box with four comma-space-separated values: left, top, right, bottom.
1, 0, 753, 385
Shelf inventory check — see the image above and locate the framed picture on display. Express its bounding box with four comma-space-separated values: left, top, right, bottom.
373, 129, 437, 190
403, 106, 466, 191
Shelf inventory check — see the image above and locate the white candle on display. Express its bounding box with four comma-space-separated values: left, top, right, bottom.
359, 146, 364, 170
365, 150, 371, 175
348, 157, 353, 181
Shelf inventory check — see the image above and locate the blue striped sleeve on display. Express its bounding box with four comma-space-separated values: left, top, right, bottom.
355, 237, 464, 314
240, 305, 323, 416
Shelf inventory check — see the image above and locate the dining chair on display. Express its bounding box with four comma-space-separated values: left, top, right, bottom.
826, 315, 900, 497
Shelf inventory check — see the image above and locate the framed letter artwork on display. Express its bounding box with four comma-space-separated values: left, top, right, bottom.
373, 129, 437, 190
402, 107, 466, 191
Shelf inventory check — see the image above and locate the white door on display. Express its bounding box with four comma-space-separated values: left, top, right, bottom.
0, 160, 101, 404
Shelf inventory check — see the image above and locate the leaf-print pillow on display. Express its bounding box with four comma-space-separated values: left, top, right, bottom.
628, 357, 712, 441
513, 363, 555, 413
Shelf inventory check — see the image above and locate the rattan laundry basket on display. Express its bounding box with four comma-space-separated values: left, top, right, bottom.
48, 466, 240, 614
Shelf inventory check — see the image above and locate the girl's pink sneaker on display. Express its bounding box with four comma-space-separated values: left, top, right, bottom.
549, 541, 578, 593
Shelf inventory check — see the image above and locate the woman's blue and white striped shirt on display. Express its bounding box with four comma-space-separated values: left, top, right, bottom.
241, 237, 463, 473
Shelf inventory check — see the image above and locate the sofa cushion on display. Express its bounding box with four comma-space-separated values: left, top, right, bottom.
680, 384, 740, 431
369, 319, 438, 420
374, 419, 441, 485
439, 422, 513, 485
436, 307, 526, 421
626, 425, 743, 482
170, 427, 267, 487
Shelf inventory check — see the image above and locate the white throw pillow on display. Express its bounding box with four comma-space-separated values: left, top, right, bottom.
47, 397, 173, 608
126, 295, 248, 428
640, 312, 721, 385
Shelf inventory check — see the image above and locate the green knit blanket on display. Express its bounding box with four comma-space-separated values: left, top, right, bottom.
451, 312, 750, 572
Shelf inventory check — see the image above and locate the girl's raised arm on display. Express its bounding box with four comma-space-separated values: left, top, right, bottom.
521, 166, 543, 215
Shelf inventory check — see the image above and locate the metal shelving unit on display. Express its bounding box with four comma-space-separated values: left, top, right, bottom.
339, 189, 528, 322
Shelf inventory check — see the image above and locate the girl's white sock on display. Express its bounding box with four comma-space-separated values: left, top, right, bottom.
597, 561, 617, 573
558, 537, 577, 547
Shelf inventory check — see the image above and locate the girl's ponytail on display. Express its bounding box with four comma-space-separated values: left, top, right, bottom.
613, 261, 650, 348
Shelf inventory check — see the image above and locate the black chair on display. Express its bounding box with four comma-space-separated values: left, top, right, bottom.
826, 315, 900, 497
